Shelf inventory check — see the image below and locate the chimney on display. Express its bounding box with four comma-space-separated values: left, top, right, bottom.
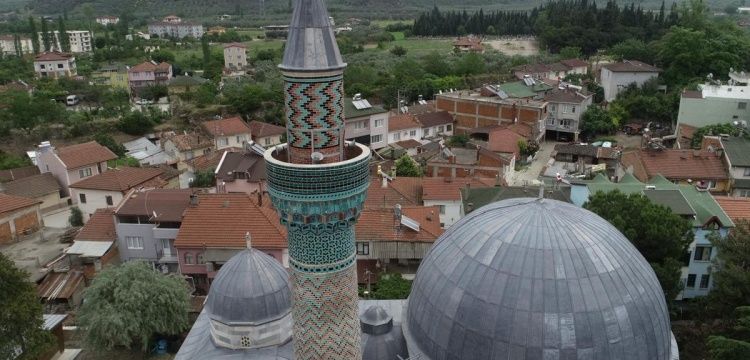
189, 194, 199, 206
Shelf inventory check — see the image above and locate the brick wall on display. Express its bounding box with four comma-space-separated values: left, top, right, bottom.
0, 222, 11, 244
14, 212, 39, 236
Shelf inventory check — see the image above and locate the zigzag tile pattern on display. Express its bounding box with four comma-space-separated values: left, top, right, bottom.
284, 76, 344, 151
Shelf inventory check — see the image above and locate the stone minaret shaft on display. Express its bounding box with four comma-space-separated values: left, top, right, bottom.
265, 0, 369, 359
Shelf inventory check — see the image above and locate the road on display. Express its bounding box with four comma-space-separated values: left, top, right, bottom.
507, 140, 557, 186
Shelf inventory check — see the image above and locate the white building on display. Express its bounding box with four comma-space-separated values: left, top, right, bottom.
344, 97, 389, 150
676, 72, 750, 129
387, 113, 422, 144
33, 52, 77, 79
38, 30, 93, 53
96, 16, 120, 26
0, 35, 33, 55
600, 60, 659, 102
223, 43, 247, 70
148, 22, 204, 39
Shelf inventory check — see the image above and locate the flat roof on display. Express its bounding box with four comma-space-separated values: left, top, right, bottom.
437, 91, 547, 108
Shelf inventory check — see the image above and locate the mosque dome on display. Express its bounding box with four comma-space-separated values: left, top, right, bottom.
404, 198, 674, 360
360, 306, 408, 360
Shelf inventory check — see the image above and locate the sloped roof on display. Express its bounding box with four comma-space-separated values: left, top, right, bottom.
2, 173, 60, 198
488, 128, 524, 155
56, 141, 118, 169
722, 137, 750, 167
202, 116, 251, 137
624, 149, 728, 181
0, 165, 39, 182
388, 113, 420, 132
115, 189, 193, 222
248, 120, 285, 138
37, 271, 84, 300
356, 206, 443, 242
129, 61, 171, 73
215, 150, 267, 183
0, 193, 40, 216
393, 139, 422, 150
422, 177, 495, 201
415, 111, 453, 128
714, 196, 750, 220
34, 52, 73, 61
76, 209, 116, 241
186, 148, 238, 172
165, 133, 212, 152
364, 177, 422, 209
280, 0, 345, 72
174, 193, 286, 249
69, 167, 165, 192
544, 88, 590, 103
223, 42, 247, 49
560, 58, 588, 68
603, 60, 659, 73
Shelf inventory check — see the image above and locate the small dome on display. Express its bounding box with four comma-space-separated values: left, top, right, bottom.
360, 306, 408, 360
206, 249, 291, 325
405, 198, 673, 360
361, 306, 393, 335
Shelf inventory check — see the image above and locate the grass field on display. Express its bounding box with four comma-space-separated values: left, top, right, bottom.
380, 31, 452, 56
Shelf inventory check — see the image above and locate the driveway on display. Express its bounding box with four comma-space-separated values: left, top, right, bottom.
508, 140, 557, 186
43, 206, 73, 228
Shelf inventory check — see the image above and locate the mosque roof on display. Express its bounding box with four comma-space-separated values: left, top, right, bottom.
280, 0, 345, 72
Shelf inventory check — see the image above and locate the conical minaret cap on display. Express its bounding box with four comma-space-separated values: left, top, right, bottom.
280, 0, 346, 72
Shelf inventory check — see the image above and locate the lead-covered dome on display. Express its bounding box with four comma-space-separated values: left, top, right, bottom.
404, 198, 673, 360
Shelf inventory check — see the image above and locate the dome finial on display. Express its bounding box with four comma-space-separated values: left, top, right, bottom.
245, 231, 252, 249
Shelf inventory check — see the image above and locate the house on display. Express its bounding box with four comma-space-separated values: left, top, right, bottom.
248, 120, 285, 147
493, 80, 552, 99
69, 166, 167, 221
421, 145, 510, 182
392, 139, 423, 156
223, 43, 247, 70
0, 193, 42, 244
0, 35, 33, 55
37, 270, 86, 310
436, 90, 548, 143
355, 205, 444, 280
182, 148, 231, 188
343, 97, 389, 150
452, 36, 484, 53
364, 176, 423, 209
96, 16, 119, 25
415, 111, 454, 139
162, 133, 213, 164
148, 19, 204, 39
484, 127, 525, 159
35, 141, 117, 196
128, 61, 173, 96
37, 30, 93, 53
174, 193, 287, 294
553, 144, 621, 171
461, 185, 571, 215
67, 208, 119, 279
215, 145, 267, 195
512, 63, 553, 80
570, 174, 734, 299
114, 189, 193, 273
1, 173, 63, 212
513, 59, 588, 80
544, 86, 593, 141
721, 136, 750, 197
676, 72, 750, 129
0, 165, 39, 182
388, 113, 422, 144
714, 196, 750, 221
559, 58, 589, 75
421, 177, 495, 228
167, 75, 208, 94
620, 149, 730, 193
600, 60, 659, 102
33, 52, 77, 78
163, 15, 182, 23
123, 137, 175, 166
202, 116, 252, 150
91, 64, 129, 91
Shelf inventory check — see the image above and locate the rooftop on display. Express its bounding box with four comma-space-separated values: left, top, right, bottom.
487, 128, 525, 155
544, 87, 591, 103
2, 172, 60, 198
622, 149, 728, 181
698, 83, 750, 100
415, 111, 453, 128
34, 52, 73, 62
69, 167, 165, 192
174, 193, 286, 249
115, 189, 193, 223
496, 80, 552, 98
721, 136, 750, 167
356, 206, 443, 242
461, 185, 571, 213
202, 116, 251, 137
560, 58, 588, 68
437, 91, 547, 109
0, 193, 40, 216
37, 270, 84, 301
223, 42, 247, 49
128, 61, 171, 73
0, 165, 39, 182
343, 98, 387, 119
165, 133, 212, 152
714, 196, 750, 221
388, 113, 421, 132
186, 148, 237, 172
75, 209, 116, 241
603, 60, 660, 73
364, 177, 422, 209
55, 141, 118, 169
423, 177, 496, 201
247, 120, 285, 138
215, 150, 267, 183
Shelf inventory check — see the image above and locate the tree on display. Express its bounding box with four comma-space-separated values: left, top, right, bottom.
40, 17, 51, 52
57, 17, 70, 53
69, 207, 84, 226
190, 169, 215, 188
0, 253, 54, 359
580, 106, 618, 137
77, 261, 191, 352
455, 52, 486, 76
201, 36, 211, 66
609, 39, 654, 63
81, 3, 95, 32
0, 91, 65, 135
390, 45, 407, 57
117, 111, 154, 135
28, 17, 39, 54
149, 50, 175, 63
707, 306, 750, 359
559, 46, 582, 59
691, 123, 744, 149
447, 134, 469, 147
371, 272, 412, 299
394, 155, 422, 177
707, 221, 750, 316
421, 51, 452, 77
0, 150, 32, 169
139, 85, 168, 101
94, 133, 126, 157
584, 190, 692, 301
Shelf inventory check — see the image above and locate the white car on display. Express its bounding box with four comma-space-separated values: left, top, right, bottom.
135, 99, 153, 105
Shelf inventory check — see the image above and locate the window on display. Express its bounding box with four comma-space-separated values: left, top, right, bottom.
424, 128, 431, 136
700, 274, 710, 289
447, 124, 452, 131
393, 133, 401, 141
739, 102, 747, 110
197, 253, 205, 264
571, 106, 576, 114
409, 130, 416, 137
218, 137, 229, 146
438, 126, 444, 133
354, 121, 365, 129
547, 117, 555, 125
694, 246, 712, 261
439, 205, 446, 215
105, 195, 113, 206
40, 64, 45, 69
686, 274, 696, 288
236, 136, 242, 143
126, 236, 144, 249
371, 134, 382, 143
264, 137, 271, 145
57, 63, 64, 69
374, 119, 383, 128
79, 167, 92, 178
744, 167, 750, 177
356, 242, 369, 255
79, 193, 87, 204
184, 253, 193, 264
560, 119, 572, 128
549, 104, 556, 111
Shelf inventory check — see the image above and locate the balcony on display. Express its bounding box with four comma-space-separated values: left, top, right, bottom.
153, 226, 179, 240
159, 252, 178, 263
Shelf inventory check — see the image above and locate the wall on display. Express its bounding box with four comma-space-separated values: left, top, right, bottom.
680, 227, 728, 299
546, 96, 593, 135
37, 150, 71, 195
215, 133, 249, 150
0, 205, 41, 244
388, 126, 422, 144
601, 69, 658, 102
423, 199, 462, 228
677, 95, 750, 129
220, 180, 263, 195
423, 124, 454, 139
257, 135, 283, 147
115, 222, 160, 262
71, 188, 123, 221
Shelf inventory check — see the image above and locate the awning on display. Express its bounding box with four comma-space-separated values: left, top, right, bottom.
66, 241, 113, 257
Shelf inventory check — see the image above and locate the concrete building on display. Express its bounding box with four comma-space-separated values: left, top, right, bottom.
416, 111, 454, 139
214, 146, 267, 195
600, 60, 660, 102
421, 177, 495, 228
95, 16, 119, 25
677, 74, 750, 129
148, 20, 204, 39
38, 30, 93, 53
201, 116, 252, 150
620, 149, 730, 193
69, 166, 167, 221
162, 133, 213, 165
0, 35, 33, 55
388, 113, 422, 144
343, 97, 389, 150
33, 52, 77, 78
1, 173, 63, 213
35, 141, 117, 196
247, 120, 285, 147
0, 193, 42, 245
720, 136, 750, 197
91, 64, 129, 91
544, 86, 593, 141
223, 43, 247, 70
114, 189, 193, 273
127, 61, 172, 96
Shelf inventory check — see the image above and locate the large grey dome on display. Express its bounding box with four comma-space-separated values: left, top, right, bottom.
404, 198, 673, 360
205, 249, 291, 325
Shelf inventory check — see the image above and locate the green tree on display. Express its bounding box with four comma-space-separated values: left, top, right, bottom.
455, 53, 486, 76
81, 3, 95, 32
150, 50, 175, 63
190, 169, 215, 188
201, 36, 211, 66
609, 39, 654, 63
447, 134, 469, 147
0, 253, 54, 359
117, 111, 154, 135
222, 83, 276, 117
584, 190, 692, 301
77, 261, 191, 352
94, 133, 126, 157
707, 221, 750, 317
69, 207, 84, 226
57, 16, 70, 53
390, 45, 407, 57
28, 17, 39, 54
707, 307, 750, 359
421, 51, 451, 77
0, 150, 32, 169
40, 17, 51, 52
691, 123, 744, 149
558, 46, 582, 59
0, 91, 65, 135
371, 272, 412, 299
394, 155, 422, 177
139, 85, 168, 101
580, 106, 618, 137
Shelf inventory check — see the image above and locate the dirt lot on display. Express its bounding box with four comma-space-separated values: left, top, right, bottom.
486, 36, 540, 56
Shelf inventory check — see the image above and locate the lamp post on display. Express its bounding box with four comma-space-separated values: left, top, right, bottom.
364, 269, 373, 298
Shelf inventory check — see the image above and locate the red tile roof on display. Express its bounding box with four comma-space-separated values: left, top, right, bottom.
415, 111, 454, 127
248, 120, 285, 138
56, 141, 118, 169
76, 209, 116, 241
603, 60, 659, 73
165, 133, 212, 152
364, 177, 423, 209
69, 167, 165, 192
34, 52, 73, 62
128, 61, 170, 73
0, 193, 41, 216
388, 113, 421, 132
0, 165, 40, 182
174, 193, 286, 249
2, 173, 60, 198
223, 42, 247, 49
186, 148, 240, 172
115, 189, 193, 222
394, 139, 422, 149
714, 196, 750, 221
422, 177, 496, 201
488, 128, 524, 155
202, 116, 251, 137
622, 149, 728, 182
560, 59, 588, 68
356, 206, 443, 242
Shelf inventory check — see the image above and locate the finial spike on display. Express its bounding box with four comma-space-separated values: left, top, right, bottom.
245, 232, 252, 249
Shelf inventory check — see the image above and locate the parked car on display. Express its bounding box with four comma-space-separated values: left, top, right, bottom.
65, 95, 79, 106
135, 98, 153, 105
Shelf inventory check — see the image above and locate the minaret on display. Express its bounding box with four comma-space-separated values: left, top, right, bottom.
264, 0, 369, 358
